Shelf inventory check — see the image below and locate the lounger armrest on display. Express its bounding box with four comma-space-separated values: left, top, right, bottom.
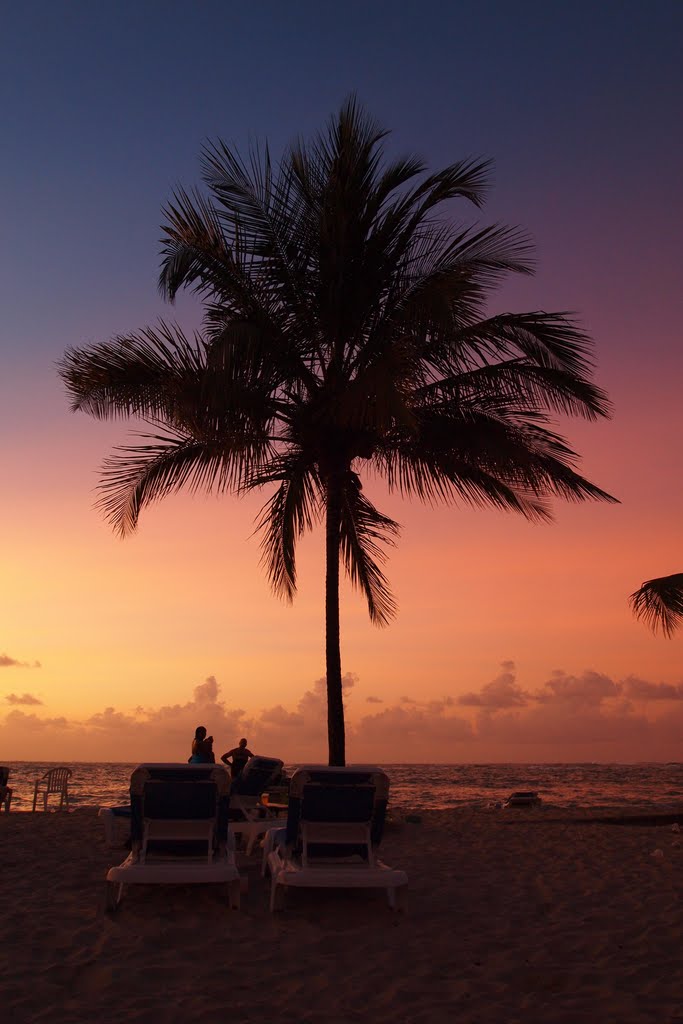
261, 826, 287, 875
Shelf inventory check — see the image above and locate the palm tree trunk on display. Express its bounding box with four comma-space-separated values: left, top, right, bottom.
325, 472, 346, 766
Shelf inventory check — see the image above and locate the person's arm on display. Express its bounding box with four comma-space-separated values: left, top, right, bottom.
245, 749, 254, 758
220, 752, 232, 765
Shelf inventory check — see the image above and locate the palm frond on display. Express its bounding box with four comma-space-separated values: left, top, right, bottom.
58, 322, 204, 421
630, 574, 683, 637
96, 431, 253, 536
376, 408, 616, 516
418, 360, 610, 423
447, 311, 600, 379
339, 475, 400, 625
252, 458, 321, 600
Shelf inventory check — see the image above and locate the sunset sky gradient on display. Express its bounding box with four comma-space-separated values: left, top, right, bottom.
1, 1, 682, 763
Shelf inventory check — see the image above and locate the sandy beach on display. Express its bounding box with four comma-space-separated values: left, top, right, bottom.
1, 806, 682, 1023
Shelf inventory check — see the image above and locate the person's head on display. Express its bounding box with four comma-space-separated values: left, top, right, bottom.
239, 738, 247, 748
195, 726, 207, 741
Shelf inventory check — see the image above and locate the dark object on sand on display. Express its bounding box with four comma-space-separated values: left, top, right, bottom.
504, 791, 541, 808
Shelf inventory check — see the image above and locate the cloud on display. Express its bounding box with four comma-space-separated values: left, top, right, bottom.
354, 702, 474, 761
296, 673, 356, 719
458, 661, 529, 708
475, 699, 650, 751
259, 705, 305, 727
193, 675, 219, 705
5, 710, 69, 731
5, 692, 43, 706
622, 676, 683, 701
0, 653, 41, 669
365, 696, 384, 704
535, 669, 621, 706
86, 707, 137, 730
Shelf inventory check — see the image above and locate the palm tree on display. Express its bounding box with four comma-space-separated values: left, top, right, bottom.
630, 574, 683, 636
59, 98, 616, 765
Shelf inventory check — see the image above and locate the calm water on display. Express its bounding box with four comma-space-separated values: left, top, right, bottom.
4, 761, 682, 813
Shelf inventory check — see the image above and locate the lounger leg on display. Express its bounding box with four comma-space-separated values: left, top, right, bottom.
388, 885, 406, 912
228, 879, 241, 910
105, 881, 123, 913
270, 877, 286, 912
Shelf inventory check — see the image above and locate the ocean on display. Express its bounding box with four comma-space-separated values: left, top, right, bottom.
4, 760, 682, 813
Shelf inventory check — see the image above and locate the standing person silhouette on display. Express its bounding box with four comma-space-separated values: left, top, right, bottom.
188, 725, 215, 763
221, 738, 253, 778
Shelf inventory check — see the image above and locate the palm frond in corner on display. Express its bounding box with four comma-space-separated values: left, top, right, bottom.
630, 573, 683, 637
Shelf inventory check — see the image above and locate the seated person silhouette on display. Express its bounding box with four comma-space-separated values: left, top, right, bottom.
188, 725, 215, 763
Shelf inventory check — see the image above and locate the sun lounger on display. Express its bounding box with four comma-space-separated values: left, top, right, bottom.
105, 763, 240, 911
229, 755, 285, 855
263, 766, 407, 911
0, 767, 13, 813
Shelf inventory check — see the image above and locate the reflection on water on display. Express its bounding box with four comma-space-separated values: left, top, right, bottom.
4, 761, 682, 813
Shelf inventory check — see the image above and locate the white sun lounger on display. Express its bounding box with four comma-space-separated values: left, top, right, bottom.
105, 763, 240, 912
263, 766, 407, 911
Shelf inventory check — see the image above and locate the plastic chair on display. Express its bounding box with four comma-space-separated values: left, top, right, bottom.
229, 755, 285, 853
32, 766, 72, 811
0, 767, 12, 812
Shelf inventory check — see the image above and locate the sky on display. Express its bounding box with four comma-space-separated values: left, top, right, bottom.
1, 1, 682, 764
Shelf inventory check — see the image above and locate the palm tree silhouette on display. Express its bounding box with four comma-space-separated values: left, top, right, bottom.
59, 99, 616, 764
630, 574, 683, 636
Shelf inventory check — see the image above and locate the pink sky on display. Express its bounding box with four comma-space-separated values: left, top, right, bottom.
1, 374, 682, 763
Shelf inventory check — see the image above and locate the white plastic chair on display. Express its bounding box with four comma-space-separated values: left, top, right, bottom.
32, 767, 72, 811
229, 755, 285, 854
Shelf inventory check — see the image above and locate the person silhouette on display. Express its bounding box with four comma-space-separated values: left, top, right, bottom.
188, 725, 215, 763
221, 737, 253, 778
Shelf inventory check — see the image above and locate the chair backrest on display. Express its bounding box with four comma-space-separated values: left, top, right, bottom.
284, 766, 390, 849
142, 781, 218, 820
42, 767, 72, 792
231, 755, 284, 797
128, 764, 231, 842
0, 767, 9, 787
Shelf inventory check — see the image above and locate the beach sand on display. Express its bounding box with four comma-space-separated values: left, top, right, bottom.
1, 806, 683, 1024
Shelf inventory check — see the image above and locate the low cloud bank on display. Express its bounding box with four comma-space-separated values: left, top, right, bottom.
1, 662, 682, 762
